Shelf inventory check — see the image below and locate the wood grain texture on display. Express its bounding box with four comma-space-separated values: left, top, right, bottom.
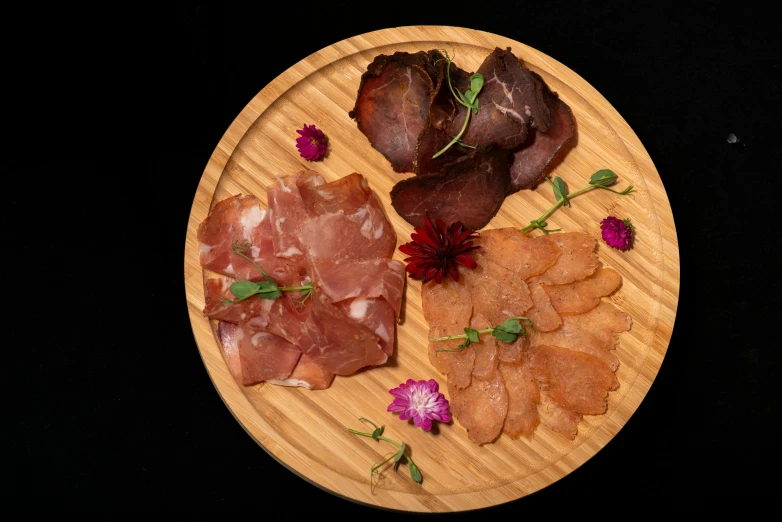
183, 26, 679, 512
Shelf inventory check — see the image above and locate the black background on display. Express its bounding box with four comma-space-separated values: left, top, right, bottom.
5, 1, 779, 515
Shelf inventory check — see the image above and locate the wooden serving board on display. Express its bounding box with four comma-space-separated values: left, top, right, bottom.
184, 26, 680, 512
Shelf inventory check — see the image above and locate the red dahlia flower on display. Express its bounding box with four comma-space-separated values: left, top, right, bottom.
398, 212, 479, 284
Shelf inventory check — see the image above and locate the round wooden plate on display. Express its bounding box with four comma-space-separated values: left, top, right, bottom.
184, 26, 680, 512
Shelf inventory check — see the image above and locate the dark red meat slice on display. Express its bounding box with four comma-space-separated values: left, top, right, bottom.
508, 73, 576, 193
390, 145, 512, 230
445, 47, 551, 151
348, 51, 439, 173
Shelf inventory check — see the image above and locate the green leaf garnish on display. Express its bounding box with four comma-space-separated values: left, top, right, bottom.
432, 50, 484, 158
348, 418, 423, 494
430, 317, 534, 352
520, 170, 636, 234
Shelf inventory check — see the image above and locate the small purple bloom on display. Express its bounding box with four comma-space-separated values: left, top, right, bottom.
600, 216, 635, 251
295, 123, 328, 161
387, 378, 451, 431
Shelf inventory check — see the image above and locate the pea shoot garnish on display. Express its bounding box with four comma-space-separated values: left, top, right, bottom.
432, 50, 484, 158
348, 418, 422, 494
220, 240, 313, 304
430, 317, 534, 353
520, 169, 636, 235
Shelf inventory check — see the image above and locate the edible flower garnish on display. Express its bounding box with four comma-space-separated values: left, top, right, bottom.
600, 216, 635, 251
398, 212, 479, 284
348, 417, 422, 493
220, 240, 313, 304
432, 50, 484, 158
430, 317, 534, 353
387, 379, 451, 431
295, 123, 328, 161
520, 169, 635, 234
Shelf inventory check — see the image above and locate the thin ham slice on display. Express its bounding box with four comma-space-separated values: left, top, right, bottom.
474, 228, 560, 280
528, 232, 598, 285
266, 173, 310, 260
499, 361, 540, 439
216, 321, 242, 383
313, 258, 405, 319
335, 297, 396, 356
268, 353, 335, 390
529, 344, 618, 415
542, 267, 623, 315
525, 281, 562, 332
448, 370, 509, 445
236, 327, 303, 386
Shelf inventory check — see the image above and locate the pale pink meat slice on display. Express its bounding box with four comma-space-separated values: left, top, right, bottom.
542, 267, 623, 315
335, 297, 396, 356
469, 314, 499, 381
462, 256, 533, 327
439, 340, 476, 390
537, 389, 582, 440
448, 370, 509, 445
474, 228, 560, 280
266, 173, 311, 260
422, 278, 473, 375
296, 172, 371, 217
197, 194, 274, 280
499, 361, 541, 439
314, 258, 405, 320
268, 353, 335, 390
525, 281, 562, 332
497, 335, 527, 364
235, 326, 303, 386
529, 232, 598, 285
216, 321, 242, 383
529, 344, 619, 415
563, 300, 632, 349
295, 289, 387, 376
530, 321, 620, 372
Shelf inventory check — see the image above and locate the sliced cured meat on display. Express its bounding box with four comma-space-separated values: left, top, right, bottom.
390, 145, 513, 230
295, 289, 387, 376
530, 322, 620, 372
422, 278, 472, 375
525, 281, 562, 332
296, 172, 371, 217
197, 194, 275, 280
497, 335, 527, 365
542, 267, 622, 315
266, 173, 310, 259
529, 344, 618, 415
446, 47, 551, 150
268, 353, 335, 390
348, 50, 440, 173
499, 362, 540, 439
562, 300, 632, 349
438, 340, 476, 390
508, 73, 576, 193
312, 258, 405, 319
216, 321, 242, 383
335, 297, 396, 356
462, 256, 533, 328
537, 389, 582, 440
529, 232, 598, 285
469, 314, 499, 381
474, 228, 560, 280
448, 370, 509, 445
412, 120, 468, 175
235, 326, 303, 386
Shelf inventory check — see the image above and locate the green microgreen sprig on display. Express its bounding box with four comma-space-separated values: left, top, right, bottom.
432, 50, 484, 158
429, 317, 534, 353
348, 418, 422, 494
520, 169, 636, 235
220, 240, 313, 305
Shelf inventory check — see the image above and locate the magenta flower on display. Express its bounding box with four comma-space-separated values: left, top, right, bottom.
295, 124, 328, 161
600, 216, 635, 251
387, 379, 451, 431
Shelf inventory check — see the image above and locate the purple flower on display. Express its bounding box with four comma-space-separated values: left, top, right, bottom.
295, 124, 328, 161
600, 216, 635, 251
387, 379, 451, 431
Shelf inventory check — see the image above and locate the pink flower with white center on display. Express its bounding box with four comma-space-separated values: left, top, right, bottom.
387, 378, 451, 431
